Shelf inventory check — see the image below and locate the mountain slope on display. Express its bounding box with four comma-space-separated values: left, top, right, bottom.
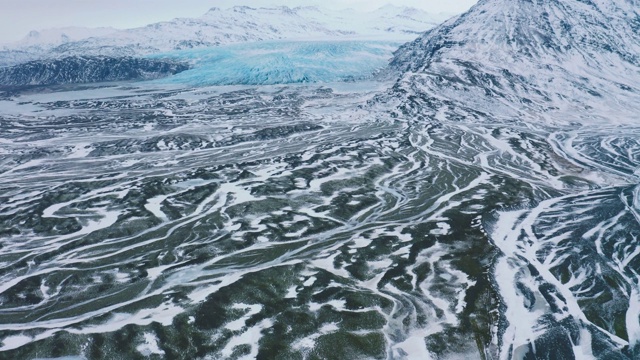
385, 0, 640, 125
373, 0, 640, 358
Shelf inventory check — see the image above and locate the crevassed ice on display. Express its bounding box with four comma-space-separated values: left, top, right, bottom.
148, 40, 400, 86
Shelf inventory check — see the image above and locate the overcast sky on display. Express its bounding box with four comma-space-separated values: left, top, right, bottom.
0, 0, 477, 44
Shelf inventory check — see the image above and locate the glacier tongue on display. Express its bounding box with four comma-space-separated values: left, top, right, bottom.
149, 41, 401, 86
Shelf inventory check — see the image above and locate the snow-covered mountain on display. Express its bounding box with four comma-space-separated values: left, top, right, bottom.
287, 5, 449, 37
384, 0, 640, 125
0, 5, 449, 67
16, 27, 120, 47
374, 0, 640, 358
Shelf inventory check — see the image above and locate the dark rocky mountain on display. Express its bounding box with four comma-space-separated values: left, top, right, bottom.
0, 56, 189, 86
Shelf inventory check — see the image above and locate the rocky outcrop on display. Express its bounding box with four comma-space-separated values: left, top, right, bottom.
0, 56, 189, 86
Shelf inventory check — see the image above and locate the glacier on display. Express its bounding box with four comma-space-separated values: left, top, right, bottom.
147, 40, 401, 86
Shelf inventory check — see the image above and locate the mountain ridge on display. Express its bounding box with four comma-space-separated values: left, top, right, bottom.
0, 56, 189, 87
381, 0, 640, 126
0, 5, 450, 67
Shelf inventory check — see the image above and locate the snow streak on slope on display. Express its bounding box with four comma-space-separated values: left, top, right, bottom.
150, 41, 400, 86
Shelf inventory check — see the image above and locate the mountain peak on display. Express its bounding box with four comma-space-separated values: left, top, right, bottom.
386, 0, 640, 126
275, 6, 296, 14
3, 5, 450, 66
293, 6, 321, 12
393, 0, 640, 71
231, 5, 256, 12
375, 4, 410, 11
15, 27, 120, 48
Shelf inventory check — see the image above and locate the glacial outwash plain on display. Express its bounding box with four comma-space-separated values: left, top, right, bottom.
0, 1, 639, 359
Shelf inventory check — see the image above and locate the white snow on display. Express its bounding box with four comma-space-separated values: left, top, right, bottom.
429, 222, 451, 236
136, 333, 165, 356
303, 276, 317, 287
144, 195, 169, 222
220, 319, 273, 359
284, 286, 299, 299
0, 335, 32, 351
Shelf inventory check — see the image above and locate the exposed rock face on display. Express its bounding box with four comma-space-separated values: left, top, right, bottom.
0, 56, 189, 86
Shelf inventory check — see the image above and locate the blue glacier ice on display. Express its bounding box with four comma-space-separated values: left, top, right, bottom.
147, 40, 401, 86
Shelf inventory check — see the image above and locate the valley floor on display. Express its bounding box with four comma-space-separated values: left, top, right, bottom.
0, 78, 638, 359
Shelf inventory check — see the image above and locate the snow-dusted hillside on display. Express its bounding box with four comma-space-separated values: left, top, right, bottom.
373, 0, 640, 358
0, 5, 450, 67
384, 0, 640, 125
